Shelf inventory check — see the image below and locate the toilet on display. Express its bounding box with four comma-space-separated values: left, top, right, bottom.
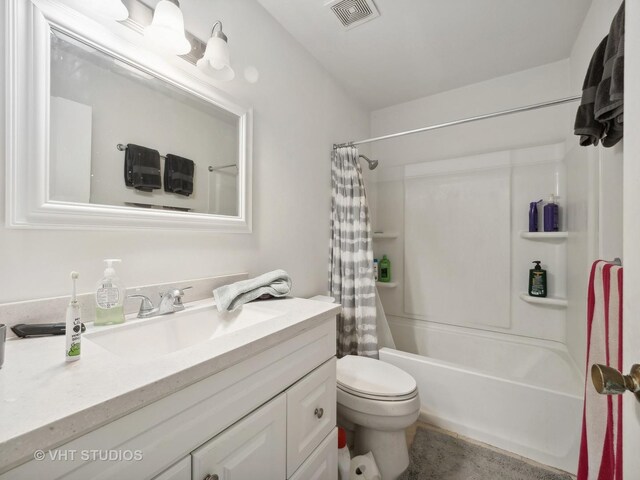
337, 355, 420, 480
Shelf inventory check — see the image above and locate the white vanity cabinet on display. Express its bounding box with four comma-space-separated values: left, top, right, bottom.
154, 457, 192, 480
1, 314, 338, 480
159, 359, 337, 480
191, 394, 287, 480
286, 358, 337, 476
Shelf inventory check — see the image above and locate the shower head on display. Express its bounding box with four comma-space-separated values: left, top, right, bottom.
359, 154, 379, 170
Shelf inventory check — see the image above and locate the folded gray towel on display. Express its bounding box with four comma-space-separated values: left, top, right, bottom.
213, 270, 292, 312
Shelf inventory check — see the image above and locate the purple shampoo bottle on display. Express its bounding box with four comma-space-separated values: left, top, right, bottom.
543, 194, 559, 232
529, 200, 542, 232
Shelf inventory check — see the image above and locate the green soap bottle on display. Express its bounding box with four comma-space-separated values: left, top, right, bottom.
379, 255, 391, 282
528, 261, 547, 297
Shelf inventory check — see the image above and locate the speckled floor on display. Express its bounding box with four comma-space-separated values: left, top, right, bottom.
399, 425, 574, 480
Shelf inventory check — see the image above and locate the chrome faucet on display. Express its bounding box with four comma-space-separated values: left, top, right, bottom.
129, 286, 192, 318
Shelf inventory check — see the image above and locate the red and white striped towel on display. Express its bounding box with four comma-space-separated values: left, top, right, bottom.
577, 260, 623, 480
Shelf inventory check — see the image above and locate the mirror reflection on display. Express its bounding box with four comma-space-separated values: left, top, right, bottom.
49, 30, 239, 216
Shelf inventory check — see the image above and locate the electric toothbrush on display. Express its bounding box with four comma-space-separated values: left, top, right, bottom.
65, 271, 82, 362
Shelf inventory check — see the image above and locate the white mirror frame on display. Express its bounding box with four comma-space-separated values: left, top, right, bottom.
5, 0, 252, 232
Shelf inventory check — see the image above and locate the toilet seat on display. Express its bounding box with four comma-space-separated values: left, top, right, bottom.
337, 355, 418, 401
338, 383, 417, 401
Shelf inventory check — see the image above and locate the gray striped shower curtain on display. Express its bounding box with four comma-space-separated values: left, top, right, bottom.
329, 146, 378, 358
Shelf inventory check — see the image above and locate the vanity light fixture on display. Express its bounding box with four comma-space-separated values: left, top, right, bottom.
196, 21, 235, 81
86, 0, 129, 21
144, 0, 191, 56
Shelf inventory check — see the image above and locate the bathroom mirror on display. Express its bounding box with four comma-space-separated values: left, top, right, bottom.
5, 0, 252, 231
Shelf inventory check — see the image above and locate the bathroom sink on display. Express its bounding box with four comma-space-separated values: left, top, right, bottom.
84, 301, 283, 361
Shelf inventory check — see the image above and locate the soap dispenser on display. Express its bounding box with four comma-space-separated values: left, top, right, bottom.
528, 261, 547, 298
95, 259, 126, 326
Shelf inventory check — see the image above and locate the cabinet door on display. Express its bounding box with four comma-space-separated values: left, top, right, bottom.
191, 394, 286, 480
286, 358, 337, 476
289, 428, 338, 480
153, 457, 191, 480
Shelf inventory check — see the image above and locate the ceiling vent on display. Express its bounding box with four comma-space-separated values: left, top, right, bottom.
325, 0, 380, 30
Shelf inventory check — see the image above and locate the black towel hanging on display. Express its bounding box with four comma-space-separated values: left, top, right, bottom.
164, 154, 195, 197
124, 144, 162, 191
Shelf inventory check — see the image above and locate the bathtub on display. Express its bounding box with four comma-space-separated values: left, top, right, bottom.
379, 316, 584, 474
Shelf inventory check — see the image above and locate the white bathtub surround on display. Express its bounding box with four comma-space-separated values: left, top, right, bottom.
375, 143, 569, 341
380, 321, 583, 474
0, 297, 340, 475
329, 146, 377, 357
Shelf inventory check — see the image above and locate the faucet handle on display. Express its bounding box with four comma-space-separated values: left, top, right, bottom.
128, 294, 155, 317
171, 286, 192, 310
175, 286, 192, 297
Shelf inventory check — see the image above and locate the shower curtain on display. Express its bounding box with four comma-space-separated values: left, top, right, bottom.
329, 146, 378, 358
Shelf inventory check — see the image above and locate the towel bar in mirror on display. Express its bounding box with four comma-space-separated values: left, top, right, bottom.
5, 0, 252, 232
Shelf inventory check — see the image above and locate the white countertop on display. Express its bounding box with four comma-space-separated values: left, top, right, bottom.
0, 297, 340, 474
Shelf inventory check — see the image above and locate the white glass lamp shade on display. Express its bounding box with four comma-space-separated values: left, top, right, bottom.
196, 56, 235, 81
144, 0, 191, 56
85, 0, 129, 21
197, 36, 235, 81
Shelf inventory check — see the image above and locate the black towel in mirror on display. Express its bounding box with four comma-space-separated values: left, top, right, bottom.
124, 144, 162, 191
164, 154, 195, 197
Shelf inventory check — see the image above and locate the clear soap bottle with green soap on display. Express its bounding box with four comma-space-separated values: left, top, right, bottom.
95, 259, 126, 326
379, 255, 391, 282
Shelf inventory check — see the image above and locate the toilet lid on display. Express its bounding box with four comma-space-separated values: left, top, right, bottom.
337, 355, 417, 399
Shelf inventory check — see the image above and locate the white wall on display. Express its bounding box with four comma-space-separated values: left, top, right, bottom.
0, 0, 369, 303
564, 0, 624, 369
370, 59, 572, 168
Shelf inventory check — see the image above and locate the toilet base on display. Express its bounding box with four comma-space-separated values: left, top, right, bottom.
354, 425, 410, 480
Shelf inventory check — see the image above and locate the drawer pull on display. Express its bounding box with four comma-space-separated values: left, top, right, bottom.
314, 407, 324, 419
203, 475, 219, 480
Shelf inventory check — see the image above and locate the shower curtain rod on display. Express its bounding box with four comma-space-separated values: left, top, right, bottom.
333, 95, 581, 149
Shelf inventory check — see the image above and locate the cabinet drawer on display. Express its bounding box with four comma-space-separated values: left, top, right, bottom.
153, 457, 191, 480
191, 394, 286, 480
286, 357, 337, 476
289, 428, 338, 480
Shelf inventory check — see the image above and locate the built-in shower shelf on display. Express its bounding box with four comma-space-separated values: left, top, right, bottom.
373, 232, 399, 239
519, 293, 567, 307
376, 282, 398, 289
519, 231, 568, 240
